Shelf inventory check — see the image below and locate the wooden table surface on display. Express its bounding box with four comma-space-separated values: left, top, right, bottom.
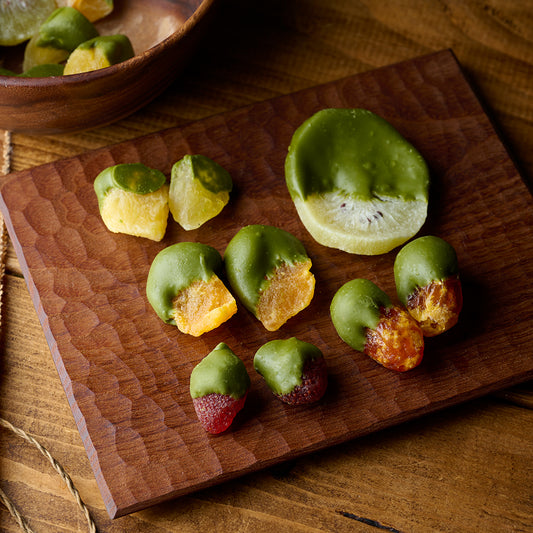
1, 1, 532, 532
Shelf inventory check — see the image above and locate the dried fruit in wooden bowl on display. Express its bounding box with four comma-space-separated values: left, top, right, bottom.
0, 0, 55, 46
94, 162, 169, 241
331, 278, 424, 372
64, 33, 134, 74
56, 0, 114, 23
254, 337, 328, 405
169, 154, 233, 231
146, 242, 237, 337
224, 225, 315, 331
23, 6, 99, 71
285, 108, 430, 255
190, 343, 250, 434
394, 235, 463, 337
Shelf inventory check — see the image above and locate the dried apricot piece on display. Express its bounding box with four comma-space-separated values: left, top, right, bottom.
147, 242, 237, 336
224, 225, 315, 331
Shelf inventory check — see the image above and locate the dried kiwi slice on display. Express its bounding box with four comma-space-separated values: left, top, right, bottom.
285, 108, 430, 255
0, 0, 55, 46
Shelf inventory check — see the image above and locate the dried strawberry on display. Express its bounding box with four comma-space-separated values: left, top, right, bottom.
254, 337, 328, 405
190, 343, 250, 434
192, 392, 248, 434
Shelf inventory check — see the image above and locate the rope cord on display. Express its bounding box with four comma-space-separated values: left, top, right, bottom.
0, 130, 98, 533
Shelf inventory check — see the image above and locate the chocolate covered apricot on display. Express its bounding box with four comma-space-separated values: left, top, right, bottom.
146, 242, 237, 336
224, 225, 315, 331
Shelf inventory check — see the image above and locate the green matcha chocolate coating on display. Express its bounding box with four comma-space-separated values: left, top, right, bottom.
254, 337, 323, 395
173, 154, 233, 194
37, 7, 98, 52
330, 278, 391, 352
224, 225, 310, 313
190, 343, 250, 399
94, 163, 166, 207
76, 34, 134, 64
285, 108, 429, 202
394, 235, 459, 305
19, 64, 65, 77
146, 242, 223, 324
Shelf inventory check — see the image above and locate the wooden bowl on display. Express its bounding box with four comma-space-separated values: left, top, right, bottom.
0, 0, 218, 135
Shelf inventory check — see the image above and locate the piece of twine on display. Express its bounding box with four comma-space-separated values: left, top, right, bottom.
0, 130, 97, 533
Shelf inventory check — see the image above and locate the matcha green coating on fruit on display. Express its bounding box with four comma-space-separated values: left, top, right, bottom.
254, 337, 323, 395
19, 64, 64, 77
330, 278, 391, 352
146, 242, 223, 324
224, 225, 310, 313
94, 163, 166, 207
37, 7, 98, 52
285, 108, 429, 202
76, 34, 134, 64
394, 236, 459, 305
190, 343, 250, 400
177, 154, 233, 194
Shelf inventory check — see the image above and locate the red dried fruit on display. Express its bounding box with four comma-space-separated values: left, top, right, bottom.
276, 356, 328, 405
364, 306, 424, 372
192, 392, 248, 434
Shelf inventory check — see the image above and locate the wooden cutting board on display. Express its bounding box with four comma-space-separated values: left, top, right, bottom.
1, 50, 532, 519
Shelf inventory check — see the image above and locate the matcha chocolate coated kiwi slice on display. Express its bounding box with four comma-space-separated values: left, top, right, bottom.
224, 225, 315, 331
147, 242, 237, 336
285, 108, 430, 255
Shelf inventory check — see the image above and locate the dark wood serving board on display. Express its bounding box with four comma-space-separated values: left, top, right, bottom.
1, 50, 532, 519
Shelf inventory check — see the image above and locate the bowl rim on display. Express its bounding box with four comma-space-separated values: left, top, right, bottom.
0, 0, 217, 88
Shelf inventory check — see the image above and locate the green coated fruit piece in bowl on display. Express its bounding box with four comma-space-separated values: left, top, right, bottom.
285, 108, 430, 255
394, 235, 463, 337
331, 278, 424, 372
23, 7, 99, 71
64, 34, 134, 75
94, 162, 169, 241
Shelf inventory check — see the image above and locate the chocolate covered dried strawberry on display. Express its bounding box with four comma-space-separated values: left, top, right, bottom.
254, 337, 328, 405
190, 343, 250, 434
331, 278, 424, 372
394, 236, 462, 337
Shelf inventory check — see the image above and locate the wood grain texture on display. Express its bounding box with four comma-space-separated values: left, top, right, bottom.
1, 49, 532, 518
1, 1, 532, 531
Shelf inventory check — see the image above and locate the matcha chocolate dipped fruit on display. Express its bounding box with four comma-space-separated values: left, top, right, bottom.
190, 343, 250, 434
254, 337, 328, 405
94, 162, 169, 241
146, 243, 237, 337
23, 6, 98, 72
224, 225, 315, 331
169, 154, 232, 231
285, 108, 430, 255
331, 278, 424, 372
394, 235, 462, 336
